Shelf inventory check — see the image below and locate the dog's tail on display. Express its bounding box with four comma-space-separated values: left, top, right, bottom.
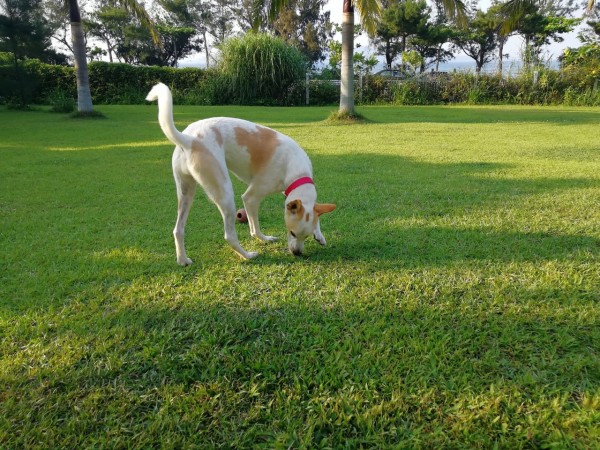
146, 82, 194, 150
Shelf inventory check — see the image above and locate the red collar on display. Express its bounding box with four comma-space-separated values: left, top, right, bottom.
284, 177, 314, 197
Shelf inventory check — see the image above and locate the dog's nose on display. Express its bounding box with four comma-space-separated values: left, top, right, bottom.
292, 249, 303, 256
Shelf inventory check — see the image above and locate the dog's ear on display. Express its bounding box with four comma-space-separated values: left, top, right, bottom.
314, 203, 336, 217
287, 199, 304, 215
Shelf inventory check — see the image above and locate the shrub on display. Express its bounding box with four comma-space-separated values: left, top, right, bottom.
48, 89, 76, 113
308, 80, 339, 105
217, 33, 306, 105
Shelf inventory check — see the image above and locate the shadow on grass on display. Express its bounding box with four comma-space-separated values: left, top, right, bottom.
4, 283, 598, 447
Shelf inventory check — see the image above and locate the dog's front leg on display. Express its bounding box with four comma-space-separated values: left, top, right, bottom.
242, 189, 278, 243
313, 219, 327, 246
215, 200, 259, 260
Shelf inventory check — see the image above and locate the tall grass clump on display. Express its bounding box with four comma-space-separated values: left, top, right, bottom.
217, 33, 306, 105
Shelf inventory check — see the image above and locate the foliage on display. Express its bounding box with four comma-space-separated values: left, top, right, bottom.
410, 22, 455, 72
188, 0, 236, 68
217, 33, 306, 105
0, 0, 65, 107
327, 27, 377, 78
371, 0, 430, 68
1, 104, 600, 448
47, 88, 75, 112
0, 0, 63, 63
270, 0, 334, 67
511, 3, 581, 68
452, 7, 499, 73
87, 11, 200, 67
402, 49, 424, 72
561, 43, 600, 89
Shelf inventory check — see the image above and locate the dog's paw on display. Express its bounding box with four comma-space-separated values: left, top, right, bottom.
177, 257, 193, 266
253, 232, 278, 243
314, 234, 327, 246
244, 251, 259, 260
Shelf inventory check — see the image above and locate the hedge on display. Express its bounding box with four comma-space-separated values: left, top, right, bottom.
1, 56, 598, 107
0, 59, 212, 105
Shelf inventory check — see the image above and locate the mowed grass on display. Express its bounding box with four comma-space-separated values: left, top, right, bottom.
1, 103, 599, 448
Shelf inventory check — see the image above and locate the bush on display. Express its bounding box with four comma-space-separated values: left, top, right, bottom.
217, 33, 306, 105
308, 80, 339, 105
48, 89, 76, 113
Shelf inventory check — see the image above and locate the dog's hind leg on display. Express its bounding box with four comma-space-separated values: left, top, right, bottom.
173, 170, 197, 266
242, 187, 278, 243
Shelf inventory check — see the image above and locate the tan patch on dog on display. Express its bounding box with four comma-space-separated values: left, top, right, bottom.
285, 199, 305, 230
213, 128, 224, 146
190, 139, 224, 191
305, 212, 310, 222
234, 126, 278, 174
287, 199, 304, 215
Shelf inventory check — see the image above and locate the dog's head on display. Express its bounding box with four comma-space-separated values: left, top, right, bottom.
285, 199, 336, 256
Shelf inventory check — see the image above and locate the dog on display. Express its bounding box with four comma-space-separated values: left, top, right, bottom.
145, 83, 336, 265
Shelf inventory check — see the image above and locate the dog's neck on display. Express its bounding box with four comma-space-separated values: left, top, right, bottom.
284, 176, 314, 198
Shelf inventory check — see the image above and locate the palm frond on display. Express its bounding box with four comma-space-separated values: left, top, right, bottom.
119, 0, 162, 46
354, 0, 381, 35
438, 0, 468, 27
267, 0, 290, 22
587, 0, 595, 12
499, 0, 536, 35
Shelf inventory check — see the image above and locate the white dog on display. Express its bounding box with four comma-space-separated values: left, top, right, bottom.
146, 83, 336, 265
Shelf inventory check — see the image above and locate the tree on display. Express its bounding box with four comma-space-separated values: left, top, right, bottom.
327, 26, 377, 77
410, 21, 455, 72
338, 0, 380, 114
116, 22, 199, 66
1, 0, 57, 63
372, 0, 430, 69
1, 0, 65, 105
579, 3, 599, 44
66, 0, 159, 113
188, 0, 235, 67
337, 0, 466, 115
453, 5, 499, 73
86, 5, 130, 62
271, 0, 334, 67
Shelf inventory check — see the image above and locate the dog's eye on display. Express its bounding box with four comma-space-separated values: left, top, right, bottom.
290, 231, 296, 238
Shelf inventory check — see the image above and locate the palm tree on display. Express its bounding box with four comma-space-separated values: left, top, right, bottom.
339, 0, 468, 115
68, 0, 158, 113
339, 0, 380, 114
500, 0, 596, 35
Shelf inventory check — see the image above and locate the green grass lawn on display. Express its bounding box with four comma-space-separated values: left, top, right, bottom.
1, 103, 599, 448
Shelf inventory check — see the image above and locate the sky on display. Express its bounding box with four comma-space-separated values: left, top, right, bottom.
325, 0, 584, 67
180, 0, 588, 70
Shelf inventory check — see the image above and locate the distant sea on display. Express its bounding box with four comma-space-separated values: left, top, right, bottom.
434, 59, 560, 76
179, 57, 561, 77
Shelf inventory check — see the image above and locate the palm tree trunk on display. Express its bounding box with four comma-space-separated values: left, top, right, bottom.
69, 0, 93, 113
339, 0, 354, 114
202, 29, 210, 68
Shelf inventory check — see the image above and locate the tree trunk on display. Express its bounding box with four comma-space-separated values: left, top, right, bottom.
385, 40, 392, 69
339, 0, 354, 114
69, 0, 93, 113
498, 38, 504, 76
202, 29, 210, 68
